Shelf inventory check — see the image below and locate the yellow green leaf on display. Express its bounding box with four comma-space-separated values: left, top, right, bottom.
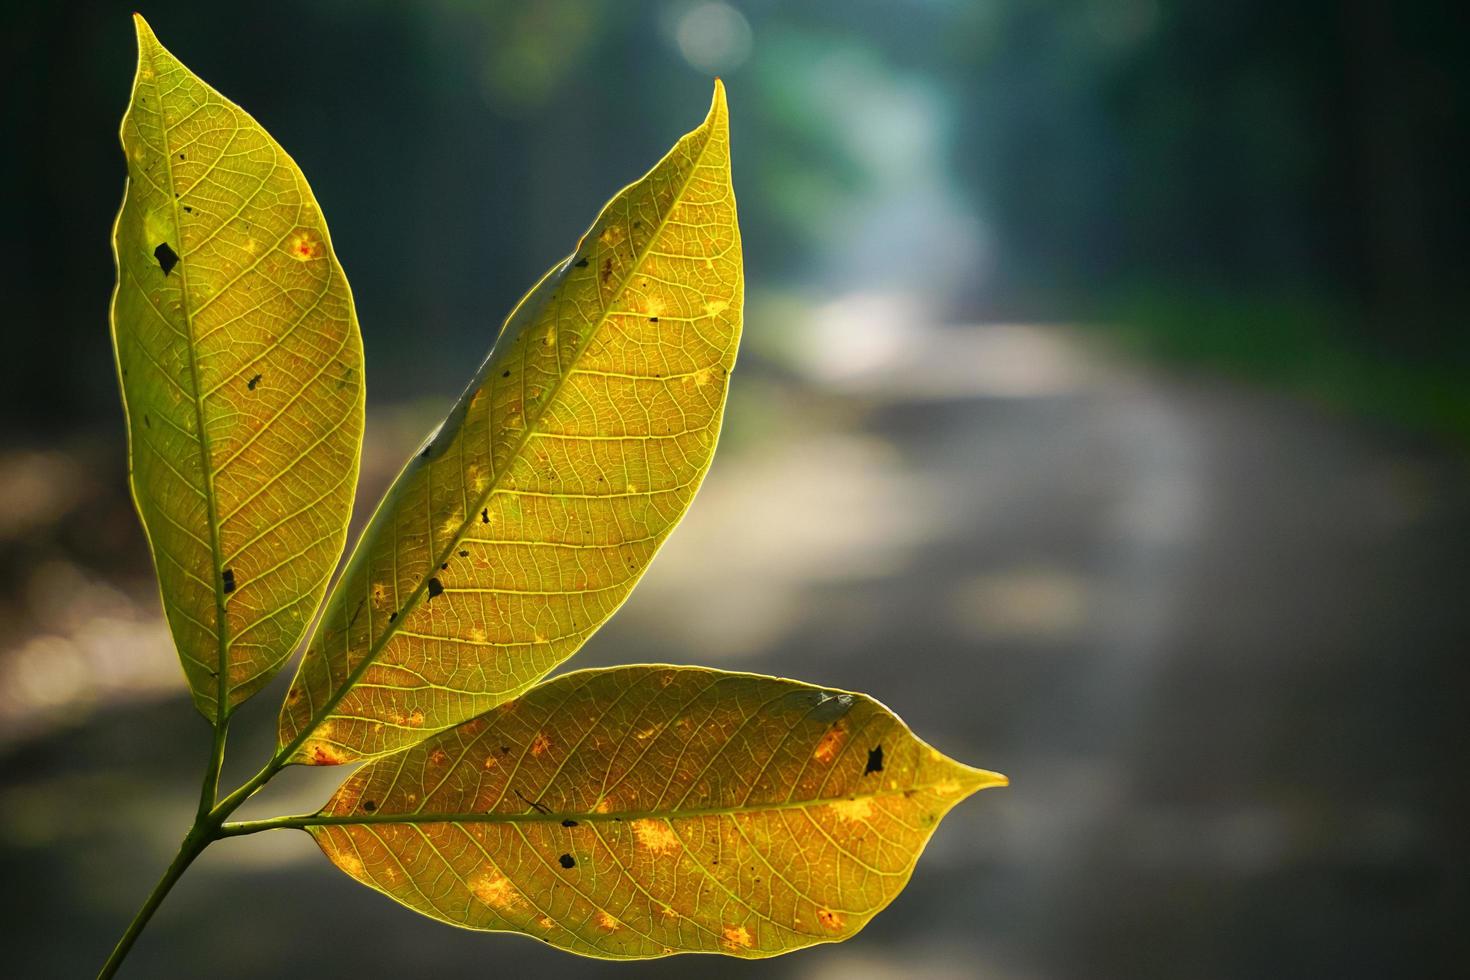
111, 15, 365, 720
277, 83, 741, 764
306, 665, 1005, 958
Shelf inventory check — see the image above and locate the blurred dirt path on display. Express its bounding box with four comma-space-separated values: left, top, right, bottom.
4, 324, 1468, 978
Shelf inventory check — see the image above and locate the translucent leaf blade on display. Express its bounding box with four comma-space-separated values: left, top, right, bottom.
278, 83, 742, 764
111, 15, 365, 718
309, 665, 1005, 958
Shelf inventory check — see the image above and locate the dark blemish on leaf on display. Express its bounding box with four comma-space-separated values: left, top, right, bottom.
247, 373, 262, 390
362, 800, 377, 812
348, 599, 365, 629
388, 611, 398, 623
561, 819, 578, 828
427, 577, 444, 599
440, 562, 448, 570
221, 568, 236, 593
573, 257, 589, 268
178, 153, 185, 160
865, 745, 884, 776
558, 853, 576, 869
612, 816, 622, 822
182, 205, 192, 213
600, 258, 613, 283
502, 370, 511, 378
143, 414, 151, 428
481, 508, 490, 524
458, 549, 468, 558
649, 316, 659, 323
515, 789, 550, 814
154, 242, 179, 275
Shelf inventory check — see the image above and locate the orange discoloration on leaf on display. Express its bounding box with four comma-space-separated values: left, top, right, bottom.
306, 740, 347, 765
829, 797, 874, 822
287, 229, 319, 261
816, 908, 844, 930
468, 870, 522, 910
335, 849, 365, 878
595, 911, 620, 931
632, 819, 680, 855
813, 724, 847, 764
722, 924, 753, 949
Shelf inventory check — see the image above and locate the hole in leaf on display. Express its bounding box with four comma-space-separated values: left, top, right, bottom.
154, 242, 179, 275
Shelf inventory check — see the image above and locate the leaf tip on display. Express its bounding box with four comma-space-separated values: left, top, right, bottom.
706, 77, 729, 129
942, 754, 1009, 797
131, 11, 156, 47
970, 767, 1009, 791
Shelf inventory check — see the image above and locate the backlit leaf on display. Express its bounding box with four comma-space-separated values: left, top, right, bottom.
309, 665, 1005, 958
111, 15, 365, 719
277, 83, 741, 764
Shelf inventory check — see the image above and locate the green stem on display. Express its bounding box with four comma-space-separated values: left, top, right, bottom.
196, 717, 228, 820
217, 812, 316, 837
96, 823, 212, 980
97, 720, 292, 979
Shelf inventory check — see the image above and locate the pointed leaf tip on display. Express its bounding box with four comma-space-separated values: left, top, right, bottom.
708, 78, 728, 126
132, 12, 155, 46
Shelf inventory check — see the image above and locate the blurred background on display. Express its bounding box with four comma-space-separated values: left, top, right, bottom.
2, 1, 1468, 977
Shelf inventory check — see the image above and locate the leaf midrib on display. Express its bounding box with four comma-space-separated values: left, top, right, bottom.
144, 40, 231, 725
283, 115, 721, 762
307, 777, 968, 829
